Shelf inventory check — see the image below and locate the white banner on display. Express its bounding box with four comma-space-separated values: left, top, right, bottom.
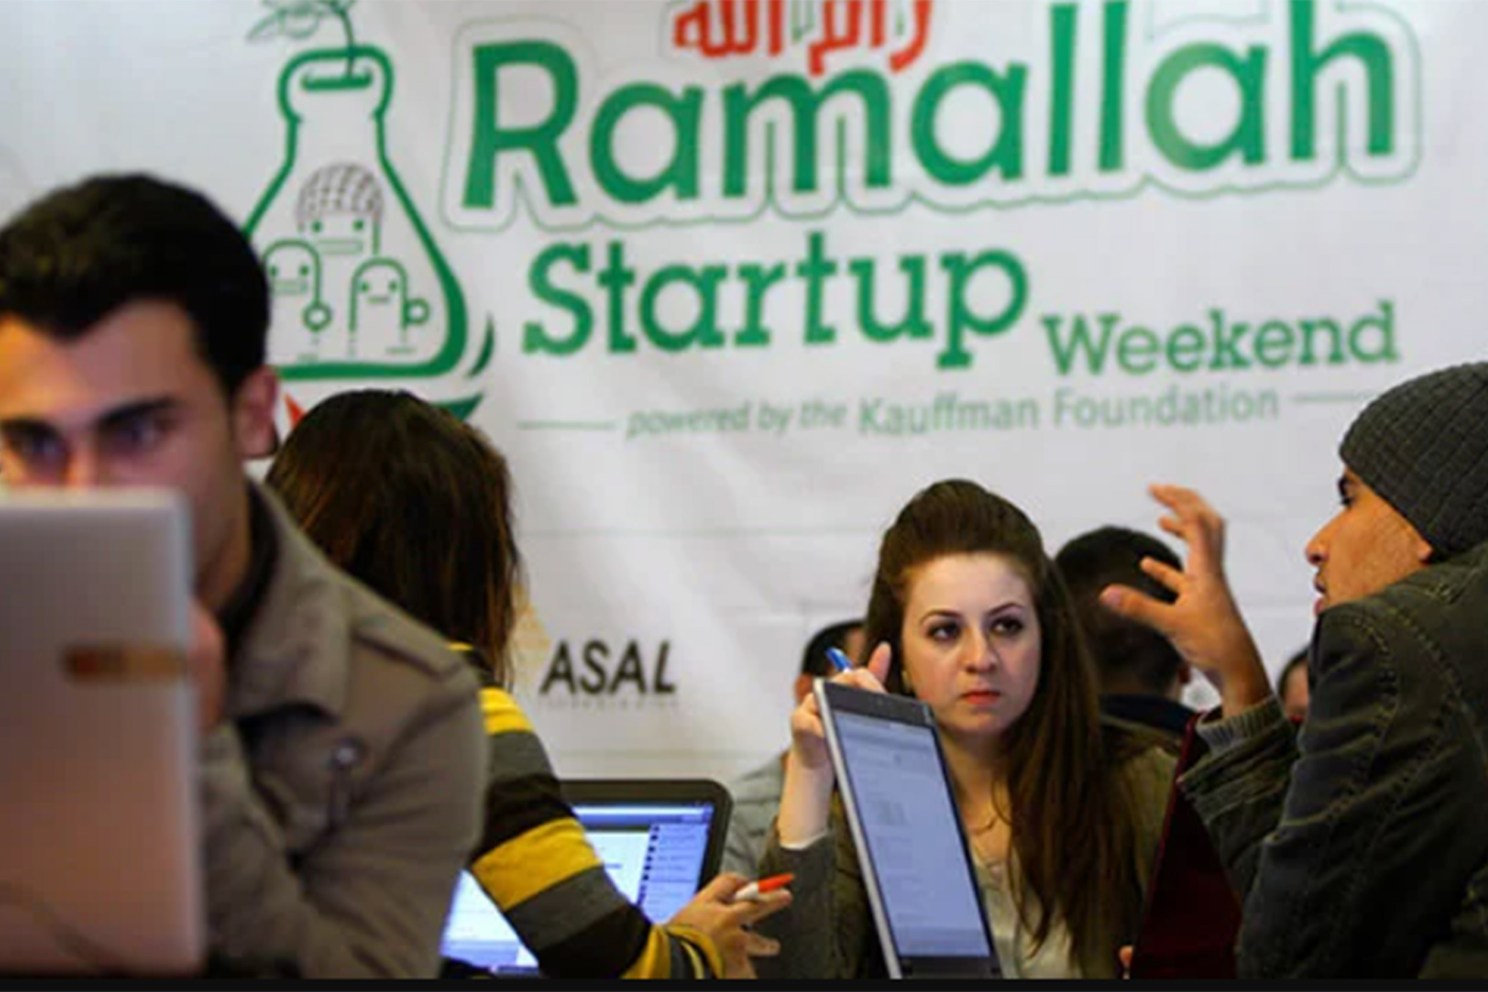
3, 0, 1483, 781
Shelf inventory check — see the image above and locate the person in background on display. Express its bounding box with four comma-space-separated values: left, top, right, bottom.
1103, 363, 1488, 977
266, 389, 788, 979
1055, 526, 1194, 744
0, 175, 485, 977
1275, 649, 1309, 722
756, 479, 1173, 978
722, 619, 865, 877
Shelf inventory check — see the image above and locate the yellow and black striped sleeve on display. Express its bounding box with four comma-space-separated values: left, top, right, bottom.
465, 687, 723, 978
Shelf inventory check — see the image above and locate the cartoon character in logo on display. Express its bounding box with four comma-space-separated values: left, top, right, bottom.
264, 237, 333, 358
245, 11, 468, 377
349, 257, 429, 357
245, 0, 489, 417
297, 162, 382, 259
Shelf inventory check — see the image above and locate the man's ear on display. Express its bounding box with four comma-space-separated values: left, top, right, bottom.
232, 366, 280, 460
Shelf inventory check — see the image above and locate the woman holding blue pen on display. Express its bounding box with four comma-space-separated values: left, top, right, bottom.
755, 479, 1174, 979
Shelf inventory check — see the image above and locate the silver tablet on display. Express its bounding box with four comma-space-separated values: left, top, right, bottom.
816, 679, 1000, 979
0, 488, 204, 975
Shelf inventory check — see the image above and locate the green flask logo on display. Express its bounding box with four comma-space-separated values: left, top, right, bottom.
246, 44, 467, 383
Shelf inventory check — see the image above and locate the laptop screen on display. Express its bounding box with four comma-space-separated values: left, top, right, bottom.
441, 792, 723, 975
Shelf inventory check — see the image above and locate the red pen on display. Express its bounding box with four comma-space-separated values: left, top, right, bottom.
731, 872, 794, 902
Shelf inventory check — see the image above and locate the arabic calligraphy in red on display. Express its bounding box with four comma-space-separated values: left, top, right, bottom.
672, 0, 933, 77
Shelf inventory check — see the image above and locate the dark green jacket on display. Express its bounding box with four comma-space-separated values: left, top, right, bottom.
1182, 540, 1488, 978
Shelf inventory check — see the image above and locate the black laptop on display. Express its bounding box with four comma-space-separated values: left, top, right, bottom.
440, 778, 731, 975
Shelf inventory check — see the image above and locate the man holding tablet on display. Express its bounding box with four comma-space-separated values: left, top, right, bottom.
0, 175, 485, 977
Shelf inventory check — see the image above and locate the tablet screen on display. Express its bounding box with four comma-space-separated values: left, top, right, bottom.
832, 707, 996, 967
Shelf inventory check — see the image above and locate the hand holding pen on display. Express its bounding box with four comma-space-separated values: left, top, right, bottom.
825, 646, 854, 674
788, 642, 892, 769
671, 872, 791, 978
826, 644, 890, 693
729, 872, 794, 903
777, 642, 895, 845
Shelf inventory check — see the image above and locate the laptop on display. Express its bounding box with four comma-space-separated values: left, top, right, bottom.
0, 489, 204, 975
816, 679, 1001, 979
440, 778, 731, 976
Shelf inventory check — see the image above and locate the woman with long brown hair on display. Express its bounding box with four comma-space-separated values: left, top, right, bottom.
266, 389, 788, 979
265, 387, 521, 684
757, 478, 1173, 978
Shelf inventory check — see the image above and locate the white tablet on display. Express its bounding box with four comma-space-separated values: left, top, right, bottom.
816, 679, 1001, 979
0, 488, 204, 975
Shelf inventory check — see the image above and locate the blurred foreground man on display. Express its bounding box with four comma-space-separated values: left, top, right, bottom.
0, 175, 485, 977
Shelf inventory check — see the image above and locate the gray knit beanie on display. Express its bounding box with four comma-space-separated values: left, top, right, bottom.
1339, 362, 1488, 559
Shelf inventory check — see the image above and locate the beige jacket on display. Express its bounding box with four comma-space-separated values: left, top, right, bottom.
200, 487, 485, 977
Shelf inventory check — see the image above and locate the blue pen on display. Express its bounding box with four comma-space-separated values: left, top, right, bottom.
825, 646, 854, 673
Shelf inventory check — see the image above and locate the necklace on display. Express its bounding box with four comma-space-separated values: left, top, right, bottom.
965, 790, 1012, 869
966, 793, 1009, 832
